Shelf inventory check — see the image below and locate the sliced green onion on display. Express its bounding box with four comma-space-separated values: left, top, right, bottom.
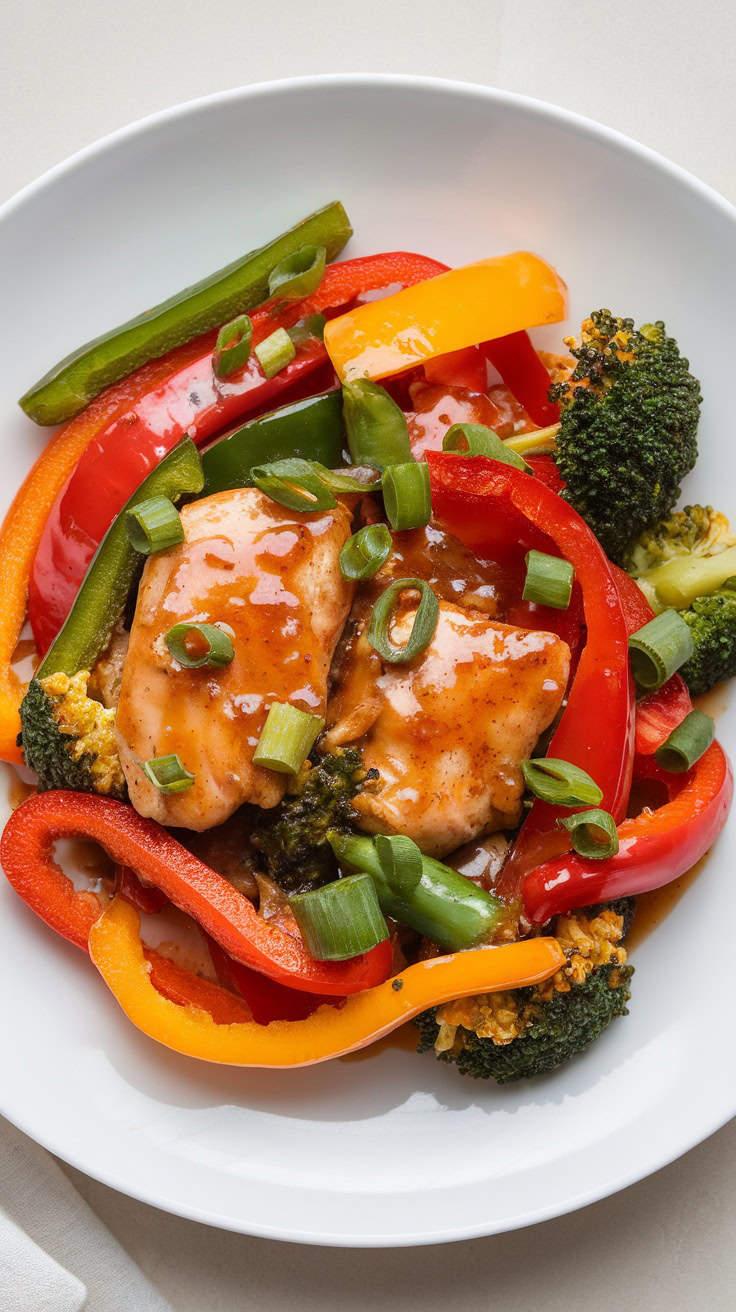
442, 423, 531, 473
629, 609, 695, 691
503, 423, 560, 457
254, 327, 296, 379
126, 496, 184, 556
288, 872, 389, 961
251, 458, 379, 513
142, 754, 195, 794
382, 461, 432, 531
268, 244, 326, 302
522, 758, 604, 808
374, 834, 423, 897
252, 702, 325, 774
251, 457, 337, 511
165, 622, 234, 669
212, 314, 252, 378
523, 549, 575, 610
558, 808, 619, 860
368, 577, 439, 664
655, 709, 715, 773
342, 379, 413, 470
339, 523, 392, 581
287, 313, 327, 346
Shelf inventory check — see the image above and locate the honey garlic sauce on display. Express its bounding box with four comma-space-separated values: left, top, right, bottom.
115, 488, 355, 830
370, 521, 507, 617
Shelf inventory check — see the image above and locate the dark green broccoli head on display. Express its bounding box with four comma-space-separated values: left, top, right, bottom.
251, 745, 372, 894
415, 899, 635, 1083
550, 311, 701, 564
416, 961, 633, 1083
679, 580, 736, 695
20, 673, 126, 798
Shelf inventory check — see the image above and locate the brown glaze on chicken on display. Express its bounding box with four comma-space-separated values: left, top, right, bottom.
116, 488, 354, 829
327, 598, 569, 858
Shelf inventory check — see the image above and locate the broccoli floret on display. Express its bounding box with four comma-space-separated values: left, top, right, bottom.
679, 580, 736, 694
20, 672, 126, 798
415, 902, 634, 1083
625, 504, 736, 578
550, 311, 701, 564
251, 746, 373, 894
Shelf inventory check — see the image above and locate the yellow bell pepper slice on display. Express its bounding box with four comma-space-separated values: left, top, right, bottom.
324, 250, 568, 382
89, 896, 565, 1068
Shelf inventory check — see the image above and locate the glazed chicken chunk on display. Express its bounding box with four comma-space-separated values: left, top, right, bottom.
327, 599, 570, 857
115, 488, 354, 829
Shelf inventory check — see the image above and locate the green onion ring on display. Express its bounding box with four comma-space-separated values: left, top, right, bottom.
558, 808, 619, 859
382, 461, 432, 531
655, 709, 715, 773
629, 609, 695, 691
374, 834, 423, 897
252, 702, 325, 774
288, 872, 389, 961
212, 314, 253, 379
254, 327, 296, 379
126, 496, 184, 556
268, 244, 326, 302
142, 754, 195, 794
287, 313, 327, 346
523, 550, 575, 610
165, 622, 234, 669
522, 758, 603, 808
442, 423, 531, 473
339, 523, 392, 581
368, 577, 439, 664
342, 379, 413, 470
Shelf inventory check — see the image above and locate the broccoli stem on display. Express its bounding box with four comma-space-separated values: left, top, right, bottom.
645, 545, 736, 609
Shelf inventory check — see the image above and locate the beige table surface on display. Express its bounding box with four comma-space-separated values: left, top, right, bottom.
2, 1, 735, 1306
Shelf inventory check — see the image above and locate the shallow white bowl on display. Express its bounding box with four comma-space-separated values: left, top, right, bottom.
0, 75, 734, 1246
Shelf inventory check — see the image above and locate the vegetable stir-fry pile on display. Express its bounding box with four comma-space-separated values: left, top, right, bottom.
0, 202, 732, 1081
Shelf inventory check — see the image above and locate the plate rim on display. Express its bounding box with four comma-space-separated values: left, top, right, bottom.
1, 72, 735, 1246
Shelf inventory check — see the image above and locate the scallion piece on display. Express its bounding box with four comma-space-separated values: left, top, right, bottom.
251, 457, 337, 511
342, 379, 413, 470
165, 622, 234, 669
443, 423, 531, 473
254, 327, 296, 379
212, 314, 252, 378
316, 466, 381, 496
655, 709, 715, 773
288, 873, 389, 961
523, 549, 575, 610
268, 244, 326, 302
339, 523, 392, 581
287, 313, 327, 346
143, 754, 195, 794
368, 577, 439, 664
374, 834, 423, 897
628, 609, 695, 691
522, 758, 604, 808
382, 461, 432, 531
252, 702, 325, 774
126, 496, 184, 556
558, 808, 619, 860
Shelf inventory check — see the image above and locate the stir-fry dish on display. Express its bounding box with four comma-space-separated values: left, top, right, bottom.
1, 202, 733, 1080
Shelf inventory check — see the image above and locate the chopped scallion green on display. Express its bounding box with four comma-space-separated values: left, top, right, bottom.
443, 423, 531, 473
252, 702, 325, 774
212, 314, 252, 378
368, 577, 439, 664
558, 808, 619, 859
339, 523, 392, 581
268, 244, 326, 302
629, 609, 695, 691
126, 496, 184, 556
382, 461, 432, 531
165, 622, 234, 669
523, 549, 575, 610
342, 379, 413, 470
288, 873, 389, 961
143, 754, 195, 794
655, 709, 715, 773
254, 327, 296, 379
522, 758, 603, 808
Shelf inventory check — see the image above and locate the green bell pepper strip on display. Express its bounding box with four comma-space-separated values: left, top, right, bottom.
201, 390, 345, 495
20, 202, 353, 426
329, 832, 504, 951
37, 438, 204, 678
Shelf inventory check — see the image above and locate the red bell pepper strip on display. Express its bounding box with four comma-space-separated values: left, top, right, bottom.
482, 331, 560, 428
424, 346, 487, 393
612, 563, 694, 754
427, 452, 636, 896
0, 790, 392, 995
207, 935, 333, 1023
144, 948, 253, 1024
116, 865, 168, 915
29, 251, 448, 655
522, 742, 733, 923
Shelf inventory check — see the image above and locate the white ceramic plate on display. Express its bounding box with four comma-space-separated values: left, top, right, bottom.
0, 76, 734, 1246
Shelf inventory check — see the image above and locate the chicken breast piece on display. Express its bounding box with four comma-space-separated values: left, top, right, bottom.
116, 488, 354, 829
327, 600, 570, 857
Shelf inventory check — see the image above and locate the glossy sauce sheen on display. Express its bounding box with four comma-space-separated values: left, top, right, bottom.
115, 488, 354, 829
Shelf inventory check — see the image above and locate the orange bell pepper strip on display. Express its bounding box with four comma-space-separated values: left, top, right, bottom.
0, 338, 210, 763
0, 790, 392, 996
324, 251, 568, 382
89, 896, 565, 1067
